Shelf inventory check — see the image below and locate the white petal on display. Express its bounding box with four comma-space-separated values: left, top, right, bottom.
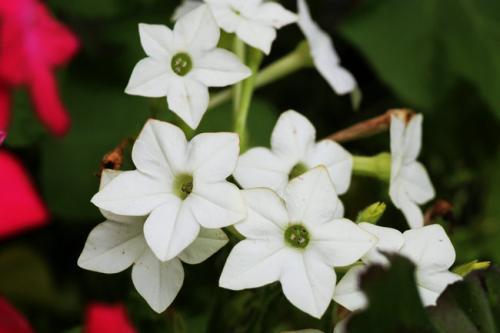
285, 167, 342, 226
309, 218, 376, 267
178, 228, 228, 264
399, 162, 435, 204
233, 147, 290, 192
205, 2, 241, 33
402, 114, 423, 164
138, 23, 174, 58
255, 3, 297, 28
219, 239, 287, 290
236, 188, 288, 239
359, 223, 404, 265
187, 132, 239, 182
305, 140, 353, 195
271, 110, 316, 163
236, 19, 276, 55
191, 49, 251, 87
417, 270, 461, 307
189, 181, 246, 228
174, 4, 219, 51
390, 114, 406, 159
132, 249, 184, 313
297, 0, 356, 95
125, 58, 172, 97
78, 221, 146, 274
132, 119, 188, 178
172, 0, 202, 21
400, 224, 456, 272
167, 78, 209, 129
280, 250, 335, 318
91, 170, 172, 216
144, 198, 200, 261
98, 170, 146, 224
332, 265, 367, 312
389, 180, 425, 229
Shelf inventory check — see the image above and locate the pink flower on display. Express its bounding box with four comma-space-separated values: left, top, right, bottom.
85, 303, 137, 333
0, 150, 48, 238
0, 0, 79, 136
0, 297, 34, 333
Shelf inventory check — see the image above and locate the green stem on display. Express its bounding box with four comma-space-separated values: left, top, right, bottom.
234, 47, 263, 151
209, 40, 312, 110
352, 153, 392, 181
232, 37, 246, 112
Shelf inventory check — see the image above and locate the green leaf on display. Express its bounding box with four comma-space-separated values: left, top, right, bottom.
0, 246, 56, 306
346, 255, 438, 333
428, 269, 499, 333
341, 0, 500, 116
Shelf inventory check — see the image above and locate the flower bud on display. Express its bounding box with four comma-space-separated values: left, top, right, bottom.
356, 202, 386, 224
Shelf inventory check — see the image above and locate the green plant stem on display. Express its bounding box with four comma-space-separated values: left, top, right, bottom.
352, 153, 392, 181
234, 47, 263, 151
209, 40, 312, 110
232, 37, 245, 112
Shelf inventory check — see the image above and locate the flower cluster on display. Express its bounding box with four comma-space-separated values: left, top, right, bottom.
78, 0, 463, 323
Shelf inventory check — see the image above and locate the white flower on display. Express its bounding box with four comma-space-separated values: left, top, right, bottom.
400, 224, 462, 306
219, 167, 376, 318
91, 119, 246, 262
78, 170, 229, 313
333, 224, 461, 311
333, 223, 404, 311
234, 110, 353, 200
172, 0, 202, 21
297, 0, 357, 95
125, 5, 251, 129
204, 0, 297, 54
389, 114, 435, 228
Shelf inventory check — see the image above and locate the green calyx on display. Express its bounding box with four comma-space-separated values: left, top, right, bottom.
173, 173, 193, 200
356, 202, 387, 224
289, 162, 309, 180
352, 152, 392, 181
171, 52, 193, 76
284, 224, 310, 249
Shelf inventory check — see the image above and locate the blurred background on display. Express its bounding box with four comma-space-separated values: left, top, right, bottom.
1, 0, 499, 332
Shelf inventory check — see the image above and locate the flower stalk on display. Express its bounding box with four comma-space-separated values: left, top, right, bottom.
352, 153, 391, 181
234, 46, 263, 150
210, 41, 312, 110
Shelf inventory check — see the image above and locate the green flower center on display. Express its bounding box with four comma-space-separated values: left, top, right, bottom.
289, 162, 309, 180
173, 173, 193, 200
284, 224, 310, 249
171, 52, 192, 76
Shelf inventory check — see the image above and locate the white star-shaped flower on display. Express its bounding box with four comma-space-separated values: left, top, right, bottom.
390, 113, 435, 228
204, 0, 297, 54
91, 119, 246, 262
78, 170, 229, 313
297, 0, 357, 95
234, 110, 353, 200
219, 167, 376, 318
333, 224, 461, 311
125, 5, 251, 129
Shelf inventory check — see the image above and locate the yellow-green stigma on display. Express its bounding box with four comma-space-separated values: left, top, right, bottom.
171, 52, 193, 76
173, 173, 193, 200
284, 224, 310, 249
